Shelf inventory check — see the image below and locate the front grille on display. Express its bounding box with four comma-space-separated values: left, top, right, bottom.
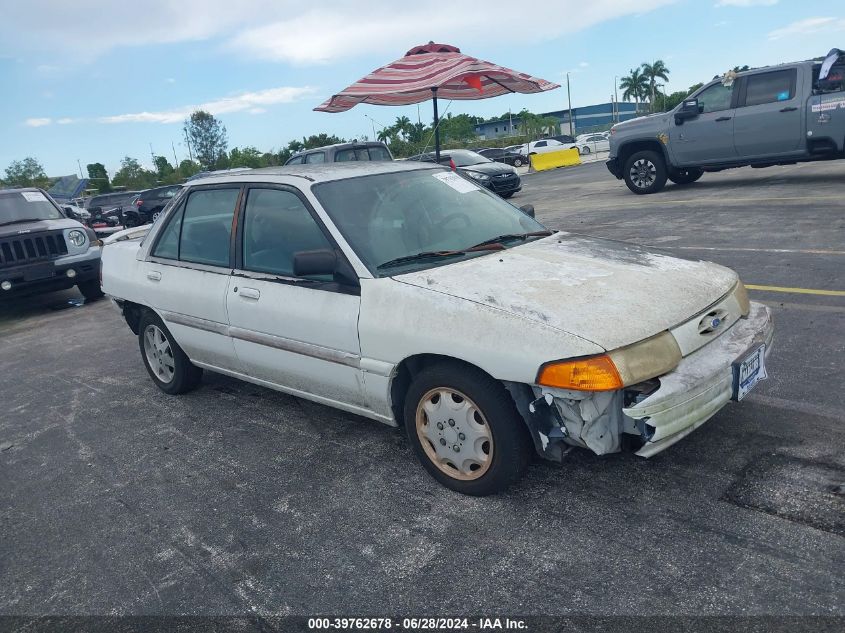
491, 175, 519, 192
0, 231, 68, 268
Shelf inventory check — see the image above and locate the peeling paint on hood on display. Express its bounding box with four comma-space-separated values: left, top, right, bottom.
394, 233, 737, 350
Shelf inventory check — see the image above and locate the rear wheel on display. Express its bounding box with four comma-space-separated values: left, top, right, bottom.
403, 363, 532, 496
513, 157, 523, 167
668, 168, 704, 185
123, 213, 139, 228
138, 311, 203, 395
580, 145, 591, 155
623, 150, 668, 194
500, 191, 515, 199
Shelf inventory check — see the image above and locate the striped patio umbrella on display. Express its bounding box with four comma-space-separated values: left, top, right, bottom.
315, 42, 559, 161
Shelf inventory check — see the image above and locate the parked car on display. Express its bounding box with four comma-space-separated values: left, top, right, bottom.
0, 188, 103, 300
123, 185, 183, 227
549, 134, 576, 144
477, 147, 528, 168
102, 161, 773, 495
60, 203, 90, 223
285, 141, 393, 165
408, 149, 521, 198
513, 139, 578, 155
577, 133, 611, 155
607, 50, 845, 194
86, 191, 139, 228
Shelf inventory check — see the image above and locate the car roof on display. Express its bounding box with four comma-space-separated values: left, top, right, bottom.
186, 160, 441, 186
0, 187, 44, 194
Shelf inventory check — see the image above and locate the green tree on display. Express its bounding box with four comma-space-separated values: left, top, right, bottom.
153, 156, 176, 183
86, 162, 112, 193
229, 146, 264, 168
112, 156, 157, 190
438, 113, 482, 143
655, 82, 704, 112
184, 110, 228, 169
620, 68, 649, 114
641, 60, 671, 112
177, 159, 200, 179
393, 115, 412, 139
4, 157, 49, 188
517, 110, 558, 141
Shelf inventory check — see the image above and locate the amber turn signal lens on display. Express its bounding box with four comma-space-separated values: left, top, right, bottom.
537, 355, 623, 391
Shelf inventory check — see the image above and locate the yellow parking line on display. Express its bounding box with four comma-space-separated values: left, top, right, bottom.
746, 284, 845, 297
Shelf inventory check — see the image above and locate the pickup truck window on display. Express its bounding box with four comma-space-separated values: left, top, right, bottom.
743, 69, 796, 107
305, 152, 326, 164
697, 82, 733, 113
242, 188, 333, 277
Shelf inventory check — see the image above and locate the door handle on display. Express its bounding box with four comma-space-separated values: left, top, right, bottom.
146, 271, 161, 281
779, 106, 797, 112
238, 287, 260, 300
715, 116, 732, 122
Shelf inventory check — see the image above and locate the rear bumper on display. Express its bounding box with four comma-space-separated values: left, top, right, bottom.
606, 157, 623, 179
0, 248, 100, 297
624, 301, 774, 457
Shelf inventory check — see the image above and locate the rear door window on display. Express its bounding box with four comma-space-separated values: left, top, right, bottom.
742, 69, 796, 106
177, 188, 239, 267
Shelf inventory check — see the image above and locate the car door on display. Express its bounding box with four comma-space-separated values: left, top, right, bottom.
732, 68, 803, 158
670, 81, 738, 165
141, 185, 241, 370
225, 185, 366, 408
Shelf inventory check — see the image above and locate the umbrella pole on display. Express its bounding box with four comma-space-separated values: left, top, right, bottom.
431, 87, 441, 163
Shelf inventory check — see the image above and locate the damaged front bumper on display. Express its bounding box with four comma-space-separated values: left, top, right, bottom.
625, 301, 773, 457
517, 301, 773, 460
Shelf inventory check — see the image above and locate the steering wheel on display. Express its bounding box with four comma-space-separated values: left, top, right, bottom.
434, 212, 471, 231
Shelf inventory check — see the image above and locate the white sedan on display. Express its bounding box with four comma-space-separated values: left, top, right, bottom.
577, 133, 611, 155
102, 162, 773, 495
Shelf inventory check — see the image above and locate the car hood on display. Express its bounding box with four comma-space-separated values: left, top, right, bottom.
459, 162, 515, 176
0, 217, 84, 236
393, 233, 737, 351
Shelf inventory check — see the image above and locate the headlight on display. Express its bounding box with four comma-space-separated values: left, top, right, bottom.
67, 229, 87, 248
465, 171, 490, 181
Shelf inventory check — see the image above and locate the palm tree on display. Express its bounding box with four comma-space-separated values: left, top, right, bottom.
376, 128, 392, 143
394, 115, 412, 139
619, 68, 648, 114
641, 60, 670, 112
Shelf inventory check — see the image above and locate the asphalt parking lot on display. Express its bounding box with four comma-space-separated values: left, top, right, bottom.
1, 160, 843, 625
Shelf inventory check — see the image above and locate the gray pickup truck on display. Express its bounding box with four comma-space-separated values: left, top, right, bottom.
607, 51, 845, 194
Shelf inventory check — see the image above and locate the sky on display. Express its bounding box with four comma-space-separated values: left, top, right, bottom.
1, 0, 843, 178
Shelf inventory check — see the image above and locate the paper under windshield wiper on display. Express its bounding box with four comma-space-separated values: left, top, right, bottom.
470, 230, 552, 249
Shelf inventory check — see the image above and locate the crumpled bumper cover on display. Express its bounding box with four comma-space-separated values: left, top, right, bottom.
606, 157, 622, 179
624, 301, 774, 458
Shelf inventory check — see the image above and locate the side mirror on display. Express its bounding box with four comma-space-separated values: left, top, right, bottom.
519, 204, 535, 218
674, 98, 700, 125
293, 249, 338, 277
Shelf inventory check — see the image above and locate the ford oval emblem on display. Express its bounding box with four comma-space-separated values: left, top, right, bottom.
711, 317, 722, 329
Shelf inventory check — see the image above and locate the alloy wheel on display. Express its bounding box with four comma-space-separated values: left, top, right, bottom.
630, 158, 657, 189
143, 324, 175, 383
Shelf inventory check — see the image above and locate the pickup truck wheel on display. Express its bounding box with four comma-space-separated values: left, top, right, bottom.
668, 168, 704, 185
138, 312, 203, 395
623, 150, 667, 194
77, 279, 104, 301
404, 364, 532, 496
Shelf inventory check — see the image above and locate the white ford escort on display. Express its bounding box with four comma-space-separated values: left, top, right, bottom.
102, 162, 773, 495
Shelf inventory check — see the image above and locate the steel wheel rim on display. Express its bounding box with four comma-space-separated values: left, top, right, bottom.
630, 158, 656, 189
143, 324, 175, 383
415, 387, 493, 481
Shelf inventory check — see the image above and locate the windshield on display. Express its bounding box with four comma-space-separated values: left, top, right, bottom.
0, 191, 63, 223
447, 150, 491, 167
312, 168, 546, 276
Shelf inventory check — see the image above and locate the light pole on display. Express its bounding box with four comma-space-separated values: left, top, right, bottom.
566, 72, 573, 136
613, 76, 619, 123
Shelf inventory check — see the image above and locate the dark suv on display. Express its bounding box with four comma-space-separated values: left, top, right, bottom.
86, 191, 140, 228
124, 185, 182, 227
285, 141, 393, 165
0, 188, 102, 300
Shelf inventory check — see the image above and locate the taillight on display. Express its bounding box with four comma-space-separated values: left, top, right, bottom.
449, 158, 456, 170
135, 199, 143, 207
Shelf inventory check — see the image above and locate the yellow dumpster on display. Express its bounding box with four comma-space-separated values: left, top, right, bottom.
529, 148, 581, 172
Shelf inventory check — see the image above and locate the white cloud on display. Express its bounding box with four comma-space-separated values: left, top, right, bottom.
227, 2, 676, 65
56, 118, 75, 124
768, 17, 845, 40
715, 0, 776, 6
98, 86, 315, 124
248, 107, 266, 114
24, 117, 51, 127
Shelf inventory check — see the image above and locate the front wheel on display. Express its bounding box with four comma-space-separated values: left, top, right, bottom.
403, 363, 532, 496
77, 279, 104, 301
668, 168, 704, 185
623, 150, 668, 195
138, 311, 203, 395
580, 145, 591, 155
513, 158, 523, 167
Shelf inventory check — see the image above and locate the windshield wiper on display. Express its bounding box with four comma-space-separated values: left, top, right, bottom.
0, 218, 50, 227
469, 230, 553, 249
376, 243, 506, 271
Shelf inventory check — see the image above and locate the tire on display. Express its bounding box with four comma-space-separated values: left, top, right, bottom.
513, 158, 523, 167
77, 279, 104, 301
623, 150, 668, 195
668, 168, 704, 185
500, 191, 515, 199
403, 362, 532, 496
124, 213, 139, 228
580, 145, 591, 155
138, 311, 203, 395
